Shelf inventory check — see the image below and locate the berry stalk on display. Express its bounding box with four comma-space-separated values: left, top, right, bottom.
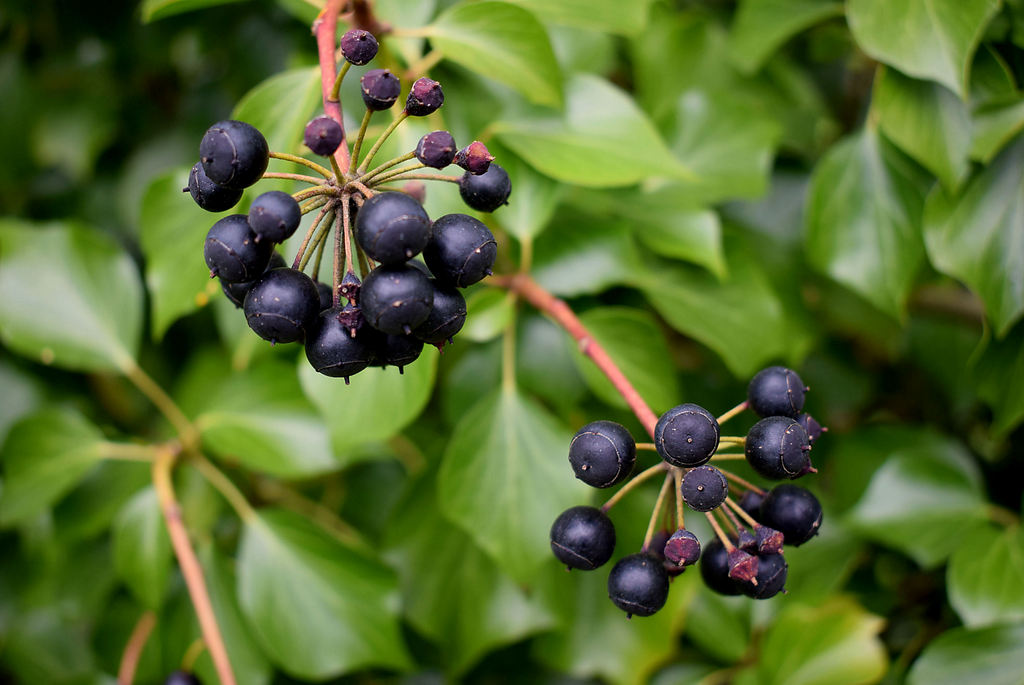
117, 610, 156, 685
314, 0, 352, 174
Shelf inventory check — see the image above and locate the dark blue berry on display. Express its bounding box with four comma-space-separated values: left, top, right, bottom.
654, 403, 719, 468
354, 191, 432, 264
567, 420, 636, 488
458, 163, 511, 212
305, 307, 375, 380
664, 529, 701, 568
304, 116, 344, 157
607, 553, 670, 617
187, 162, 242, 212
738, 490, 764, 522
359, 264, 434, 335
316, 281, 334, 311
748, 366, 806, 418
454, 141, 494, 175
423, 213, 497, 288
248, 191, 301, 243
700, 538, 744, 596
550, 505, 615, 571
204, 214, 272, 283
164, 671, 202, 685
341, 29, 379, 65
759, 484, 822, 547
221, 252, 286, 308
371, 333, 423, 372
745, 416, 812, 479
405, 77, 444, 116
796, 412, 826, 445
199, 120, 268, 189
361, 69, 400, 111
742, 553, 788, 599
681, 465, 728, 512
415, 131, 457, 169
412, 280, 466, 344
243, 268, 320, 344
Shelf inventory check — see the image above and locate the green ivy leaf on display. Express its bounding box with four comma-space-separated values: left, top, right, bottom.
493, 74, 693, 187
140, 168, 222, 339
847, 0, 1001, 98
569, 307, 681, 414
977, 324, 1024, 436
438, 387, 587, 582
112, 487, 171, 610
237, 509, 411, 679
52, 460, 150, 543
461, 288, 515, 343
728, 0, 843, 75
907, 622, 1024, 685
298, 346, 437, 460
233, 67, 321, 154
684, 586, 751, 663
873, 68, 972, 191
426, 1, 562, 107
140, 0, 244, 22
0, 221, 142, 372
531, 213, 641, 297
924, 135, 1024, 336
195, 359, 338, 478
971, 98, 1024, 163
948, 525, 1024, 628
805, 128, 929, 319
504, 0, 652, 35
500, 154, 562, 243
746, 598, 887, 685
0, 408, 105, 525
383, 470, 553, 675
846, 436, 988, 567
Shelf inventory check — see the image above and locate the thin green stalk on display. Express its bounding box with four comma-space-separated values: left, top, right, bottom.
328, 61, 352, 102
350, 109, 374, 171
268, 151, 333, 178
358, 111, 409, 173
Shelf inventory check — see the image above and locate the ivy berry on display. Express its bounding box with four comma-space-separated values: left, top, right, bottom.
204, 214, 272, 282
423, 213, 497, 288
458, 163, 511, 212
199, 120, 269, 190
654, 403, 720, 467
550, 506, 616, 571
248, 190, 301, 244
748, 365, 806, 418
359, 264, 434, 335
745, 416, 813, 479
680, 465, 728, 512
187, 162, 242, 212
567, 420, 637, 488
304, 116, 344, 157
243, 268, 320, 344
340, 28, 378, 65
759, 484, 822, 546
607, 553, 670, 617
355, 191, 432, 264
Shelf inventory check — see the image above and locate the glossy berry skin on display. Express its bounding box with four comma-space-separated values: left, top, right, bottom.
199, 120, 268, 189
361, 69, 400, 111
188, 162, 243, 212
748, 366, 806, 418
359, 264, 434, 335
305, 307, 375, 379
454, 141, 494, 175
458, 163, 511, 212
340, 29, 378, 65
164, 671, 202, 685
664, 529, 701, 567
607, 553, 670, 617
760, 484, 822, 546
415, 131, 457, 168
304, 116, 344, 156
355, 192, 432, 264
372, 333, 423, 371
681, 465, 728, 512
248, 191, 301, 243
797, 412, 825, 445
654, 403, 720, 468
745, 416, 812, 479
550, 506, 615, 571
423, 213, 497, 288
244, 268, 320, 344
204, 214, 272, 283
568, 420, 636, 488
413, 280, 466, 344
316, 281, 334, 311
700, 538, 744, 596
742, 553, 788, 599
405, 77, 444, 116
738, 490, 764, 523
221, 252, 286, 308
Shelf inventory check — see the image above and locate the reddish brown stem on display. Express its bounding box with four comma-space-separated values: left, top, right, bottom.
117, 611, 156, 685
495, 273, 659, 437
315, 0, 352, 175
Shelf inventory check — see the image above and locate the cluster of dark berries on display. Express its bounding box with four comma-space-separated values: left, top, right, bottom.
550, 366, 826, 617
188, 28, 514, 382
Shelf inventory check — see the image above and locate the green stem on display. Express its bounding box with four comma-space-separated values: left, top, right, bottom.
350, 109, 374, 172
123, 361, 199, 450
189, 453, 257, 523
368, 162, 427, 186
358, 111, 409, 173
641, 473, 674, 552
356, 151, 416, 184
269, 151, 333, 179
328, 61, 352, 102
98, 442, 160, 462
602, 463, 667, 513
717, 401, 748, 425
988, 504, 1021, 527
377, 172, 460, 184
262, 172, 326, 185
299, 209, 336, 272
292, 203, 333, 270
501, 293, 517, 394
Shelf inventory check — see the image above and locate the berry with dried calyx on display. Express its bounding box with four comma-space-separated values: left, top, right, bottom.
204, 214, 272, 283
415, 131, 457, 169
756, 525, 784, 555
354, 191, 432, 264
458, 163, 511, 212
681, 465, 728, 512
361, 69, 401, 111
549, 506, 616, 571
654, 403, 719, 468
304, 116, 344, 157
663, 529, 701, 568
796, 412, 827, 445
748, 366, 806, 418
371, 332, 424, 372
340, 29, 378, 65
243, 268, 320, 344
305, 307, 375, 380
359, 264, 434, 335
759, 484, 822, 546
607, 553, 670, 617
187, 162, 242, 212
412, 280, 466, 345
745, 416, 813, 479
727, 547, 759, 584
742, 553, 788, 599
405, 77, 444, 116
567, 420, 636, 488
701, 538, 744, 596
199, 120, 268, 189
221, 252, 286, 308
423, 213, 497, 288
453, 141, 495, 175
248, 191, 301, 243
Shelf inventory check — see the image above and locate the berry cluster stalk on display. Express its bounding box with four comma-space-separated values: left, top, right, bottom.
315, 0, 351, 174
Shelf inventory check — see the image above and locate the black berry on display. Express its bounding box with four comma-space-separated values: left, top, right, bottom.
372, 333, 423, 371
304, 116, 344, 156
744, 416, 812, 479
700, 538, 744, 596
741, 553, 788, 599
454, 141, 494, 175
738, 490, 764, 523
361, 69, 401, 111
354, 191, 432, 264
654, 403, 719, 468
248, 191, 301, 243
405, 77, 444, 116
748, 366, 806, 418
664, 529, 701, 568
458, 163, 511, 212
340, 29, 379, 65
415, 131, 457, 169
204, 214, 272, 283
221, 252, 286, 308
413, 280, 466, 344
305, 307, 375, 380
796, 412, 826, 445
423, 213, 497, 288
681, 465, 728, 512
164, 671, 202, 685
760, 484, 822, 546
359, 264, 434, 335
316, 281, 334, 311
549, 505, 615, 571
567, 420, 636, 488
187, 162, 243, 212
199, 120, 269, 189
243, 268, 320, 344
607, 553, 670, 617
